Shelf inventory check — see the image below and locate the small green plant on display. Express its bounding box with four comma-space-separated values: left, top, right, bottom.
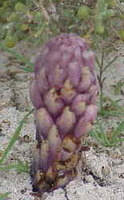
112, 78, 124, 95
0, 192, 10, 200
4, 34, 18, 48
77, 6, 90, 20
94, 24, 105, 35
90, 120, 124, 147
14, 2, 26, 12
100, 96, 124, 117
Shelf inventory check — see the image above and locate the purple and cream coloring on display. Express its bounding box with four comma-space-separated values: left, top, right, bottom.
30, 33, 98, 194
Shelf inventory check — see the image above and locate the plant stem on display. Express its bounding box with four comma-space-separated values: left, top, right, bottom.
96, 52, 104, 112
102, 55, 118, 73
96, 52, 119, 113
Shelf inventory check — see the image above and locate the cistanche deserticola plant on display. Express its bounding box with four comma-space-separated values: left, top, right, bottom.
30, 33, 98, 195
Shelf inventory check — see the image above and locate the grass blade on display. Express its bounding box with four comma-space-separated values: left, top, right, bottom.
102, 55, 118, 73
96, 55, 101, 69
20, 67, 34, 72
0, 162, 30, 173
0, 192, 10, 200
99, 110, 124, 117
0, 43, 34, 71
0, 109, 34, 165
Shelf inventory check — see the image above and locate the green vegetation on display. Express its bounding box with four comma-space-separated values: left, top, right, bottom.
119, 30, 124, 41
0, 43, 34, 72
90, 120, 124, 147
0, 109, 33, 182
77, 6, 90, 20
0, 161, 29, 173
112, 78, 124, 95
0, 0, 123, 48
0, 192, 10, 200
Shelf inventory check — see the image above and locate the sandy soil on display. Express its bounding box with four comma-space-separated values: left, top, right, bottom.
0, 44, 124, 200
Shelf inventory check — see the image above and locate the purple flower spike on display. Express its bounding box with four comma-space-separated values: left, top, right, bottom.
30, 33, 98, 194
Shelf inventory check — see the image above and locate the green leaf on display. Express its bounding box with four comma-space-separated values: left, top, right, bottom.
90, 119, 124, 147
20, 67, 34, 72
